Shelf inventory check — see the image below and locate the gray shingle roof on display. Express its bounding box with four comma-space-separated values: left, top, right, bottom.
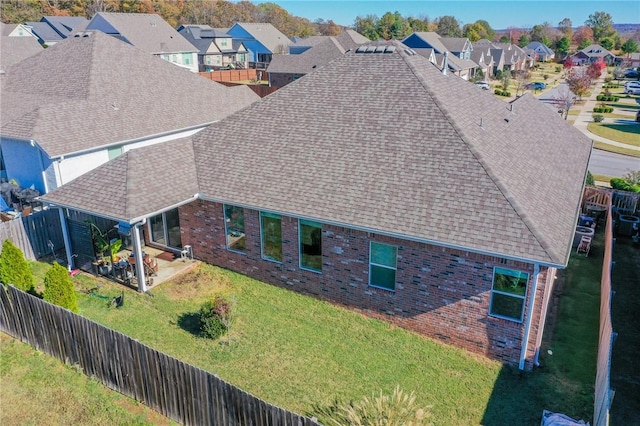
0, 36, 43, 68
41, 40, 592, 267
86, 12, 195, 54
0, 31, 259, 158
267, 37, 345, 74
42, 16, 89, 37
580, 44, 615, 58
41, 138, 198, 221
525, 41, 554, 55
24, 21, 64, 44
193, 40, 591, 266
232, 23, 291, 53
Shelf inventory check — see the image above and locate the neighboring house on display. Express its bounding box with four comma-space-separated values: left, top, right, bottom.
0, 21, 36, 37
473, 39, 531, 73
0, 35, 43, 69
470, 43, 495, 78
23, 15, 88, 46
403, 32, 478, 79
268, 30, 369, 87
177, 25, 249, 71
41, 40, 592, 370
0, 31, 259, 196
226, 22, 291, 66
568, 44, 617, 66
525, 41, 555, 62
629, 52, 640, 68
85, 12, 198, 72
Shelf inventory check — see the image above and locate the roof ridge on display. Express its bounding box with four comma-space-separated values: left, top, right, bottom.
402, 52, 555, 263
123, 152, 131, 219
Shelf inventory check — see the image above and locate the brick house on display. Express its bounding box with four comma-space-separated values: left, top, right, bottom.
42, 40, 592, 369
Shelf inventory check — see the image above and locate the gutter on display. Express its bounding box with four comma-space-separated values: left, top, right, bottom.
519, 263, 541, 370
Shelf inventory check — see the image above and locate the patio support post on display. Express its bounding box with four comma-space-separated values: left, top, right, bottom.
519, 263, 541, 370
58, 207, 74, 270
132, 224, 147, 293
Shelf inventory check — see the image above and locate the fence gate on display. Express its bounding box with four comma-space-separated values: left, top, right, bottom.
67, 219, 95, 272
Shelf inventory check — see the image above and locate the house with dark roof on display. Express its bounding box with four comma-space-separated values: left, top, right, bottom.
85, 12, 199, 72
568, 44, 617, 66
289, 29, 369, 55
177, 25, 249, 71
525, 41, 555, 62
226, 22, 291, 67
0, 31, 259, 196
0, 21, 37, 37
402, 32, 478, 79
41, 40, 592, 369
23, 15, 88, 46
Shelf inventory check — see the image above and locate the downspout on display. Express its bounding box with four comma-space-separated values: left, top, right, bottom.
132, 223, 147, 293
519, 263, 541, 370
58, 208, 74, 269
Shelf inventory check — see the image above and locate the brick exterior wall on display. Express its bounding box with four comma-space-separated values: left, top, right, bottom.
179, 200, 552, 369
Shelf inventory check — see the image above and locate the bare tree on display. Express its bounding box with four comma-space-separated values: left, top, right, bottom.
552, 85, 576, 120
514, 70, 532, 97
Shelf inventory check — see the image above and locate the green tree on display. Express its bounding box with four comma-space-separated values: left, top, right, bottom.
600, 37, 615, 51
0, 239, 34, 292
475, 20, 495, 40
585, 11, 615, 42
558, 18, 573, 40
578, 38, 592, 50
621, 38, 639, 56
354, 15, 379, 40
499, 34, 510, 43
556, 36, 571, 56
436, 15, 461, 37
43, 262, 78, 312
573, 25, 594, 47
518, 33, 530, 47
407, 16, 430, 33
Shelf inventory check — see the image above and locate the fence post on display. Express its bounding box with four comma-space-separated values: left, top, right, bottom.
58, 208, 74, 269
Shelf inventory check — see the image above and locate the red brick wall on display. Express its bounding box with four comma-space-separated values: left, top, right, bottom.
179, 200, 551, 368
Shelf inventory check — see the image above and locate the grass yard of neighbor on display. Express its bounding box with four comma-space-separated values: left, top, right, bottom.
7, 237, 607, 425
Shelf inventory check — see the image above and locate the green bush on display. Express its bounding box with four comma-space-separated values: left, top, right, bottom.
596, 95, 620, 102
316, 386, 431, 426
0, 239, 34, 292
543, 74, 549, 80
199, 296, 231, 339
43, 262, 78, 312
592, 114, 605, 122
493, 89, 511, 97
586, 171, 595, 186
610, 178, 640, 193
592, 106, 613, 113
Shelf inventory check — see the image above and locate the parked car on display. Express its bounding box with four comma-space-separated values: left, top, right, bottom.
625, 81, 640, 90
475, 81, 490, 90
624, 69, 639, 78
526, 82, 546, 90
627, 86, 640, 95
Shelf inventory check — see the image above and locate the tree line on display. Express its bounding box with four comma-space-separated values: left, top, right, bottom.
1, 1, 638, 56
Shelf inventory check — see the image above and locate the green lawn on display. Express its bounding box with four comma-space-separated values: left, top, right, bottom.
15, 247, 605, 425
0, 334, 175, 425
587, 123, 640, 147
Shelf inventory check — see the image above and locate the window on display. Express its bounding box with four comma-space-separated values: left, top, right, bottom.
299, 220, 321, 272
260, 212, 282, 262
220, 39, 228, 47
224, 205, 245, 252
182, 53, 192, 65
369, 242, 397, 291
149, 208, 182, 249
107, 145, 123, 160
489, 267, 529, 322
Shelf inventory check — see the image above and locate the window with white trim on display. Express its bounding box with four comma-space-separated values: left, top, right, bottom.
260, 212, 282, 262
369, 242, 397, 291
489, 267, 529, 322
299, 219, 322, 272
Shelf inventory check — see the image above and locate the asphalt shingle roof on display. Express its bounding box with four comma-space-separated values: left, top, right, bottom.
0, 36, 43, 68
0, 31, 259, 158
24, 21, 64, 44
232, 23, 291, 53
41, 40, 592, 267
42, 138, 198, 221
86, 12, 196, 54
267, 37, 345, 74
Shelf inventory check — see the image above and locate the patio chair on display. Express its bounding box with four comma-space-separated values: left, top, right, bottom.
576, 236, 592, 256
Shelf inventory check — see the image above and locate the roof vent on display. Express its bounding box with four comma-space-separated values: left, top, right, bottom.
442, 51, 449, 75
384, 46, 395, 53
404, 48, 415, 56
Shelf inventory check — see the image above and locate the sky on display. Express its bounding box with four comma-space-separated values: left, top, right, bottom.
254, 0, 639, 30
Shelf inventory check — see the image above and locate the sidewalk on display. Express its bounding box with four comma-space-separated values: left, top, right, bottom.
570, 76, 640, 151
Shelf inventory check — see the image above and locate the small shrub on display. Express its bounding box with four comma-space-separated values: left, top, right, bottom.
555, 66, 562, 73
494, 89, 502, 95
199, 296, 231, 339
586, 171, 595, 186
543, 74, 549, 80
0, 239, 34, 292
592, 114, 604, 122
43, 262, 78, 312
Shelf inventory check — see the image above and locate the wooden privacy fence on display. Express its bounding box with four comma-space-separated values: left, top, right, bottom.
0, 209, 64, 260
593, 190, 614, 426
200, 69, 259, 82
0, 286, 319, 426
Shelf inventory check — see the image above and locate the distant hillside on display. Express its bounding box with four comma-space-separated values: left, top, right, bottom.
613, 23, 640, 37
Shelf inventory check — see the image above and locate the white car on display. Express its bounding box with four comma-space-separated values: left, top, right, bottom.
626, 86, 640, 95
625, 81, 640, 90
475, 81, 490, 90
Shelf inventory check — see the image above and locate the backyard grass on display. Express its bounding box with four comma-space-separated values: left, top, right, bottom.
0, 334, 175, 426
15, 245, 606, 425
609, 237, 640, 424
